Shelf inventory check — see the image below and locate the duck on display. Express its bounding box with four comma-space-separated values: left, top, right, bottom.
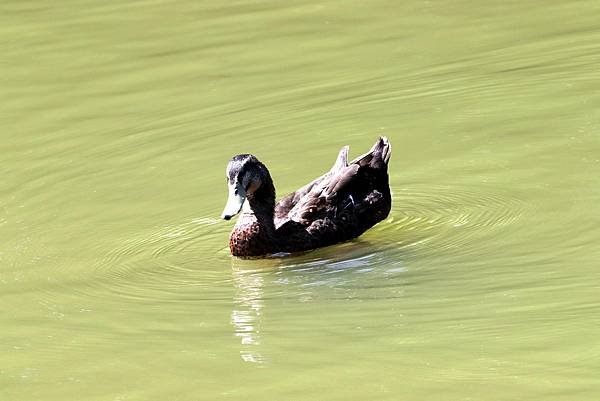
221, 137, 392, 257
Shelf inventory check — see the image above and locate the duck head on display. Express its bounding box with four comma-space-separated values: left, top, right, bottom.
221, 154, 273, 220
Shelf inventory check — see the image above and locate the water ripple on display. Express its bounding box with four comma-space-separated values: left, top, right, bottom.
86, 216, 232, 302
88, 183, 528, 303
379, 184, 528, 262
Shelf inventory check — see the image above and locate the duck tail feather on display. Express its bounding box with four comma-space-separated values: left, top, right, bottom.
350, 136, 392, 167
330, 145, 349, 172
380, 136, 392, 164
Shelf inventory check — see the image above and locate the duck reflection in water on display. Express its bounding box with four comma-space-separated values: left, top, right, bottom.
230, 263, 268, 364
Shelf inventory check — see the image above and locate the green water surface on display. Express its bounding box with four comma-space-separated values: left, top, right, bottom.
2, 1, 600, 400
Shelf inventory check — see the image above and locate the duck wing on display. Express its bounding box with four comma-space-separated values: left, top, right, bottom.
273, 144, 349, 226
275, 137, 391, 242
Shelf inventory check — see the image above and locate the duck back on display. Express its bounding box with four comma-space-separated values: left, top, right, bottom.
274, 137, 392, 252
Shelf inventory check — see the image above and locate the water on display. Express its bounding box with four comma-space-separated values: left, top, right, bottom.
2, 0, 600, 400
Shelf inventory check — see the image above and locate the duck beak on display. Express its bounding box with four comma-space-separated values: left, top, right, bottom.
221, 183, 246, 220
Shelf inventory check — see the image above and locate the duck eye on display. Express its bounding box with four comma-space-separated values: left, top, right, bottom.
234, 188, 239, 196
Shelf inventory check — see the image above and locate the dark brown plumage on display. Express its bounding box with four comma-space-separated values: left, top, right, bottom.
221, 137, 392, 257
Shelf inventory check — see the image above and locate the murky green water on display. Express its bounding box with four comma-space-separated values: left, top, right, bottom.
2, 1, 600, 400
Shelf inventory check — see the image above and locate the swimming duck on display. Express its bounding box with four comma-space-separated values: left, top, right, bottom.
221, 137, 392, 257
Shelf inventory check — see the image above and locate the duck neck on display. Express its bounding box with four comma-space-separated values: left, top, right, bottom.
230, 171, 277, 257
246, 173, 276, 223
